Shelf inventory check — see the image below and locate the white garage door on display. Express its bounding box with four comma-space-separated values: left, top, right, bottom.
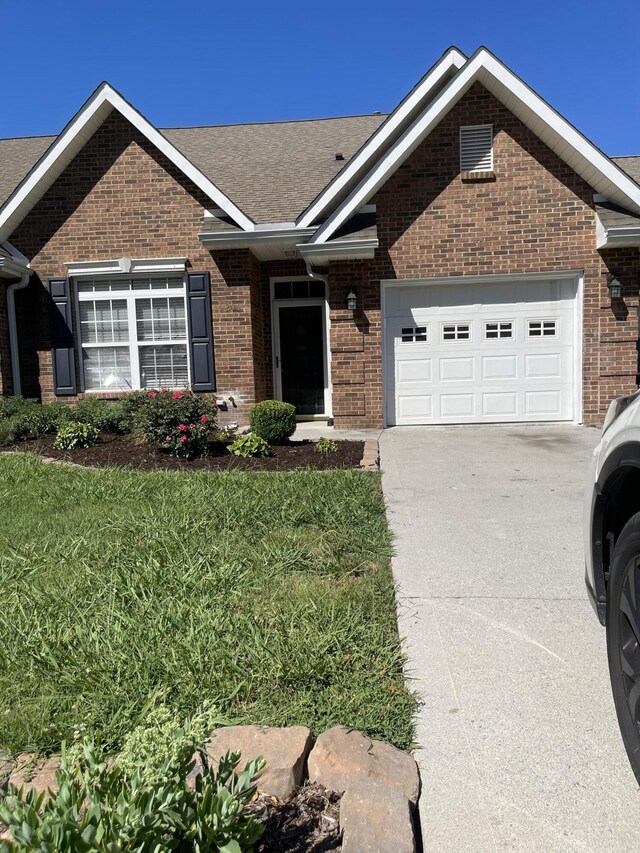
384, 276, 578, 426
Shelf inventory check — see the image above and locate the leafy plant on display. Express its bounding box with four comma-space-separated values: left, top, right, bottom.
0, 397, 33, 421
72, 398, 123, 433
53, 421, 99, 450
0, 419, 17, 447
0, 400, 71, 443
133, 390, 217, 455
249, 401, 296, 445
228, 433, 271, 458
0, 734, 265, 852
315, 437, 338, 454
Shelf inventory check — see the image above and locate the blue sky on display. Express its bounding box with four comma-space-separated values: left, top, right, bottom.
2, 0, 639, 155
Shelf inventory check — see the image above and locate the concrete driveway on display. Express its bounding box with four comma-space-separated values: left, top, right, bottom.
380, 425, 640, 852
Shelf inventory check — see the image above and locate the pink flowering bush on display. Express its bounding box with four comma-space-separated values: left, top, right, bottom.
132, 389, 217, 457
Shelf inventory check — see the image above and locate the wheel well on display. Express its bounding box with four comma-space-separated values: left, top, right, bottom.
600, 466, 640, 584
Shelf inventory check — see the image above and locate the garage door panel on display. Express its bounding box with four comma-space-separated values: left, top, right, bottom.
385, 276, 577, 425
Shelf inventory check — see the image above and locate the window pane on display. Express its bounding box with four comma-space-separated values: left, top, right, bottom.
136, 297, 186, 342
83, 347, 131, 391
274, 282, 291, 299
309, 280, 326, 297
79, 299, 128, 344
139, 345, 188, 388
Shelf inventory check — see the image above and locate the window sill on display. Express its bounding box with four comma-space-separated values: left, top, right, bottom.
461, 171, 496, 182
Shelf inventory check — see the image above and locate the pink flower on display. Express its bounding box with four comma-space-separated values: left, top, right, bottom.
161, 388, 169, 394
180, 435, 187, 443
165, 435, 171, 441
200, 416, 209, 424
189, 423, 195, 429
178, 424, 188, 432
147, 391, 157, 398
172, 392, 183, 400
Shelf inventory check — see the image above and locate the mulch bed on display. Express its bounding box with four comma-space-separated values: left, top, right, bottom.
249, 783, 342, 853
9, 433, 365, 472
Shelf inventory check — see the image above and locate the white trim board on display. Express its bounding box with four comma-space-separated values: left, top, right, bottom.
0, 83, 255, 244
296, 47, 467, 228
65, 257, 187, 277
311, 47, 640, 244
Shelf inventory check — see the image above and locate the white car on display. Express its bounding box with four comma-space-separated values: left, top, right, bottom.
585, 390, 640, 783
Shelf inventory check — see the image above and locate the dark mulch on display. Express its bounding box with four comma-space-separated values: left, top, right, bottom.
249, 783, 342, 853
10, 433, 365, 472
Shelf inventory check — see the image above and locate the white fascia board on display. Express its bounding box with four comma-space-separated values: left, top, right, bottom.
0, 255, 30, 279
311, 47, 640, 245
296, 47, 467, 228
297, 238, 378, 265
1, 241, 30, 265
199, 227, 316, 249
0, 84, 255, 244
65, 257, 187, 277
597, 226, 640, 249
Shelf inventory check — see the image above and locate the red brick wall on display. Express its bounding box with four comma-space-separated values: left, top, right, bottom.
327, 82, 638, 428
8, 112, 265, 426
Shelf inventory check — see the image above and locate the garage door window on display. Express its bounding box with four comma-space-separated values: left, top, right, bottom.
484, 321, 513, 340
442, 323, 471, 342
401, 326, 428, 343
528, 320, 557, 338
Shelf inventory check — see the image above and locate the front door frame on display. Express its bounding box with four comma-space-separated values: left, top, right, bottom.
270, 276, 332, 418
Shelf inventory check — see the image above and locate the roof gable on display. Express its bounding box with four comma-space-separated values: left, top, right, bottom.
310, 47, 640, 245
0, 83, 256, 243
296, 46, 467, 228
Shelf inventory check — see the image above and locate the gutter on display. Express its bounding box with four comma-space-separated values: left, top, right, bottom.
0, 251, 31, 396
597, 226, 640, 248
297, 238, 379, 266
198, 226, 316, 250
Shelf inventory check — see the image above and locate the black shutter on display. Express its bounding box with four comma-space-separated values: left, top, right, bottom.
186, 271, 215, 392
48, 278, 77, 396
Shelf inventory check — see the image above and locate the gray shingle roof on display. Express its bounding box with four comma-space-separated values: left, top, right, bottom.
613, 156, 640, 185
0, 115, 388, 225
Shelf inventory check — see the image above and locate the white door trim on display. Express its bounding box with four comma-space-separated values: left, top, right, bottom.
270, 276, 332, 418
381, 270, 584, 427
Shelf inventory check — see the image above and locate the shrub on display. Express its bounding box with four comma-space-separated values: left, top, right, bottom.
0, 396, 32, 421
72, 398, 122, 433
163, 417, 215, 459
133, 390, 218, 453
9, 401, 70, 441
0, 419, 17, 447
315, 436, 338, 454
249, 400, 296, 444
54, 421, 99, 450
0, 731, 265, 852
228, 433, 271, 458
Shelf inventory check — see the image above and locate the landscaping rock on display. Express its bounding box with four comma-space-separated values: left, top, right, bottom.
205, 725, 312, 800
360, 439, 380, 469
340, 777, 415, 853
0, 751, 13, 787
307, 726, 420, 804
8, 754, 60, 797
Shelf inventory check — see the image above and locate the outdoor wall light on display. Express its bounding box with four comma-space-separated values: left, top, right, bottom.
346, 289, 357, 311
607, 273, 623, 300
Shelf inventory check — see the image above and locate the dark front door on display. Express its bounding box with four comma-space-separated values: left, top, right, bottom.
278, 304, 325, 415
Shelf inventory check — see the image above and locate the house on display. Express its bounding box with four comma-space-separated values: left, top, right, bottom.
0, 46, 639, 429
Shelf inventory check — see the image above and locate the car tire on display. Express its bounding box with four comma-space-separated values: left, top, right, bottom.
607, 510, 640, 784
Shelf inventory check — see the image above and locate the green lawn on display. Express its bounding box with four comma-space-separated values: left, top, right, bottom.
0, 455, 415, 755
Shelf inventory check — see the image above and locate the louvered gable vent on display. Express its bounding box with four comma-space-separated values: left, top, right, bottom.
460, 125, 493, 172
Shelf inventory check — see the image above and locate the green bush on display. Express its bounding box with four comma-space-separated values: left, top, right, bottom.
228, 433, 271, 458
53, 421, 99, 450
0, 396, 32, 421
72, 398, 122, 433
315, 437, 338, 454
9, 401, 70, 441
133, 390, 218, 452
0, 729, 265, 852
0, 419, 17, 447
249, 400, 296, 444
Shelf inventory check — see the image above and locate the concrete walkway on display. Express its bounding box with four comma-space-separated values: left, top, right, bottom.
380, 425, 640, 852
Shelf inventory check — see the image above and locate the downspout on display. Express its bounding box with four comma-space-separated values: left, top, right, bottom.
303, 258, 333, 424
6, 269, 31, 396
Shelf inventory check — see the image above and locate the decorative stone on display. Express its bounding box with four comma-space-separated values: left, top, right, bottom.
8, 753, 60, 797
340, 778, 415, 853
360, 439, 380, 469
204, 725, 312, 800
307, 726, 419, 804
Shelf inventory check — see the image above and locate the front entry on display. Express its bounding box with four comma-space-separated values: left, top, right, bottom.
276, 304, 326, 415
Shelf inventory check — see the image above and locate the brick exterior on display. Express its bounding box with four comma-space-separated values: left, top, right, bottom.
3, 84, 639, 429
326, 82, 640, 428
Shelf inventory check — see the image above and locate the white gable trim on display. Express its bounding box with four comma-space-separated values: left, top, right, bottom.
296, 47, 467, 228
0, 83, 255, 243
310, 47, 640, 244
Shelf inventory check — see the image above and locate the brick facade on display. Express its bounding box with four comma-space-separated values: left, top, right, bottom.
3, 84, 639, 429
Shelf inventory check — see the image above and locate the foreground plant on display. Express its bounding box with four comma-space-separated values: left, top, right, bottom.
314, 437, 338, 455
0, 735, 265, 852
227, 434, 270, 458
53, 421, 99, 450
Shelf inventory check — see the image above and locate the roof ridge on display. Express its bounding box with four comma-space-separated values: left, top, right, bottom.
0, 133, 57, 142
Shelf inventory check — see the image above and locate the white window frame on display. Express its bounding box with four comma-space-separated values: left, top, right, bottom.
74, 274, 191, 393
527, 319, 558, 339
484, 320, 514, 340
441, 322, 472, 342
400, 325, 429, 344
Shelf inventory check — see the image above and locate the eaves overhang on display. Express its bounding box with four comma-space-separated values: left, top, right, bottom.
198, 227, 317, 261
0, 254, 29, 279
297, 238, 379, 266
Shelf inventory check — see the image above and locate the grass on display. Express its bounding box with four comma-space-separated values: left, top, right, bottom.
0, 455, 416, 755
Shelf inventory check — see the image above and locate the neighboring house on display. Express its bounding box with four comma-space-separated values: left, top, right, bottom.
0, 46, 639, 429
